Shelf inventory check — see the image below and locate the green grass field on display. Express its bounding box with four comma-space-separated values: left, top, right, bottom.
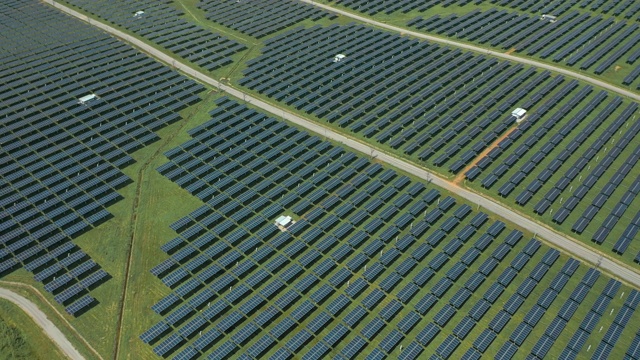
0, 299, 65, 360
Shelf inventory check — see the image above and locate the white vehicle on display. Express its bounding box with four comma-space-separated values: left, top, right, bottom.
333, 54, 346, 63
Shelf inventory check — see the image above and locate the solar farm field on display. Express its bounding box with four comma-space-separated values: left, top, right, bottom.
139, 98, 640, 360
323, 0, 640, 19
6, 0, 640, 359
0, 0, 206, 320
464, 91, 640, 262
62, 0, 248, 72
236, 22, 640, 264
197, 0, 337, 38
318, 0, 640, 88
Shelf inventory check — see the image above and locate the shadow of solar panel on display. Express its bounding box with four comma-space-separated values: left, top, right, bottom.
64, 294, 95, 316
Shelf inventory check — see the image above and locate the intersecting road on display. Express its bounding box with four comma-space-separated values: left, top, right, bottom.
301, 0, 640, 102
46, 0, 640, 293
0, 288, 84, 360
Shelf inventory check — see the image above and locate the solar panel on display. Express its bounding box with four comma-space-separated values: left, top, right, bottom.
286, 330, 312, 353
397, 311, 422, 334
379, 329, 404, 353
524, 305, 547, 327
65, 295, 95, 316
307, 311, 333, 335
291, 300, 317, 323
247, 334, 275, 359
217, 311, 244, 334
473, 328, 497, 353
339, 336, 368, 359
379, 272, 402, 293
302, 341, 330, 360
207, 340, 237, 359
327, 294, 351, 317
270, 317, 296, 340
330, 267, 353, 287
140, 321, 170, 344
324, 323, 350, 347
231, 322, 259, 346
153, 333, 183, 357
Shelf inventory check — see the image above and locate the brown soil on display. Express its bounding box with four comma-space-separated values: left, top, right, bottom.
453, 126, 518, 185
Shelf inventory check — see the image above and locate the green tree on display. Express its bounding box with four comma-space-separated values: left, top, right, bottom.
0, 318, 35, 360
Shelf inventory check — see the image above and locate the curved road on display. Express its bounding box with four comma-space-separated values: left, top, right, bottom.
302, 0, 640, 102
45, 1, 640, 291
0, 288, 84, 360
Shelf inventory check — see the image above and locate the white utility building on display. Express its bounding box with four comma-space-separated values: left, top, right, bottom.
512, 108, 527, 123
275, 215, 292, 228
78, 93, 98, 105
541, 14, 557, 23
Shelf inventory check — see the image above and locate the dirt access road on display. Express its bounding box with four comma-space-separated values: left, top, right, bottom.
0, 288, 84, 360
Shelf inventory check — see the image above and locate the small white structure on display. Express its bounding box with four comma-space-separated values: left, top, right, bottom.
512, 108, 527, 123
275, 215, 294, 231
333, 54, 346, 63
133, 10, 145, 18
541, 14, 557, 23
78, 93, 98, 105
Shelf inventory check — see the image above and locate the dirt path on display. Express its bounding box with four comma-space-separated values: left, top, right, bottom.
0, 287, 85, 360
453, 126, 518, 184
111, 91, 216, 360
0, 280, 103, 360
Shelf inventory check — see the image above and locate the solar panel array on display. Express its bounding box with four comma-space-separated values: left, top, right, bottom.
409, 8, 640, 88
239, 24, 579, 169
491, 263, 600, 359
559, 279, 638, 359
64, 0, 247, 71
141, 98, 640, 359
1, 0, 204, 315
324, 0, 489, 15
326, 0, 640, 17
463, 76, 640, 258
197, 0, 336, 38
580, 0, 640, 17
